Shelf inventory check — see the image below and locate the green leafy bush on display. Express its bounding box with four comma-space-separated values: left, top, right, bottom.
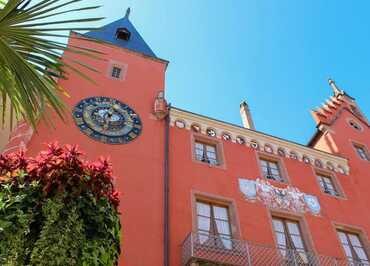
0, 143, 121, 266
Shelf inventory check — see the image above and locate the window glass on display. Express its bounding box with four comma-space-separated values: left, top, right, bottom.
272, 218, 307, 255
198, 216, 210, 232
213, 206, 228, 220
197, 202, 210, 217
287, 222, 300, 235
276, 232, 287, 247
194, 141, 218, 165
111, 66, 122, 78
338, 231, 348, 244
317, 174, 339, 196
337, 231, 369, 264
354, 145, 369, 160
196, 201, 232, 250
349, 234, 361, 246
260, 159, 284, 182
272, 219, 284, 232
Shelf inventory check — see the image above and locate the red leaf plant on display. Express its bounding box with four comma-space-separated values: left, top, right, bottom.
0, 142, 120, 208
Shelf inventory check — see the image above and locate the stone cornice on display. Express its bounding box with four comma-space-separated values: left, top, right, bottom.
170, 107, 349, 175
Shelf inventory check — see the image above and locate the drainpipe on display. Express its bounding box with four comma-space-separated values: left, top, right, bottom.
163, 104, 171, 266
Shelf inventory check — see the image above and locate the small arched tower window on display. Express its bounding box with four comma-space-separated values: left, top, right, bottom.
116, 27, 131, 41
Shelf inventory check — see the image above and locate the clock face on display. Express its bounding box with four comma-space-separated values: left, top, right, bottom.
72, 97, 142, 144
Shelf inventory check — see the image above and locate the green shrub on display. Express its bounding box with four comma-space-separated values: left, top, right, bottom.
0, 143, 121, 266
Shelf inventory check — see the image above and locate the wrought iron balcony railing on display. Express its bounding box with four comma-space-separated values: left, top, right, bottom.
182, 232, 369, 266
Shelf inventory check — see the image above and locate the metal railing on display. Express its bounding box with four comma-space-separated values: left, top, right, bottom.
182, 232, 369, 266
182, 232, 249, 266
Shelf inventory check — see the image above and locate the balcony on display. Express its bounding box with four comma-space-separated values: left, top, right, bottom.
182, 232, 368, 266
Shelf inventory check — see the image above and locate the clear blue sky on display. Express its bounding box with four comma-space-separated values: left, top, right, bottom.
51, 1, 370, 144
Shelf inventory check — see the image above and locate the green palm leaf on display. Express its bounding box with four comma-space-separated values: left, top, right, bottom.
0, 0, 104, 128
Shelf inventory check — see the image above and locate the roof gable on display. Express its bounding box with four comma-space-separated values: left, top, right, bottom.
84, 16, 156, 58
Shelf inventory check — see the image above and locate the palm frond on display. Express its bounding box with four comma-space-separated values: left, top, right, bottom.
0, 0, 104, 127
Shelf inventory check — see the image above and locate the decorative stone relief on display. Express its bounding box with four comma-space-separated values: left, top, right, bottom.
264, 144, 273, 154
250, 140, 259, 150
314, 159, 323, 168
206, 128, 216, 137
222, 133, 231, 141
337, 165, 346, 174
191, 124, 201, 133
290, 151, 298, 160
326, 162, 334, 171
169, 108, 350, 175
175, 120, 186, 129
239, 178, 321, 215
302, 155, 311, 164
236, 136, 246, 145
277, 148, 286, 157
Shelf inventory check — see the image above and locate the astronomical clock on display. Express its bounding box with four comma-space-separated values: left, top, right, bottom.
72, 97, 142, 144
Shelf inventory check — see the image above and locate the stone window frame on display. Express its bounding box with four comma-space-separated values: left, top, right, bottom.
351, 141, 369, 161
191, 191, 242, 240
268, 210, 317, 256
333, 222, 370, 263
107, 61, 128, 81
191, 132, 226, 169
256, 151, 290, 184
313, 168, 346, 199
347, 117, 363, 132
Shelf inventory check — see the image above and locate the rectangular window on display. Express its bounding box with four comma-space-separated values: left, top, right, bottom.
337, 230, 369, 265
196, 201, 232, 249
317, 173, 339, 196
111, 66, 122, 79
195, 141, 218, 165
260, 158, 284, 182
272, 217, 309, 264
354, 145, 369, 161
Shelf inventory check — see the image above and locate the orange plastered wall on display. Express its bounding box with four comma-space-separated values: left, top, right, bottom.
25, 33, 168, 266
169, 122, 370, 265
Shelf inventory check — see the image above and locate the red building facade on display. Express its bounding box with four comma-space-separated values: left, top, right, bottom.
2, 11, 370, 266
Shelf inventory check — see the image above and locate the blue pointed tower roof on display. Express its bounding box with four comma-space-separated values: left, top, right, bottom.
84, 8, 156, 58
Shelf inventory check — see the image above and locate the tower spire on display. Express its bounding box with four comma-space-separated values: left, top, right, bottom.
328, 78, 343, 97
125, 7, 131, 19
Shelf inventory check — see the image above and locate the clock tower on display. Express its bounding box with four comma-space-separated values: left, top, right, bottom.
17, 9, 169, 266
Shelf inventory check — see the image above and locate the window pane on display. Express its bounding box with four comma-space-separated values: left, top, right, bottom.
269, 162, 279, 170
195, 148, 203, 156
343, 245, 353, 258
206, 145, 216, 153
213, 206, 228, 220
270, 168, 280, 175
272, 219, 285, 232
261, 166, 269, 175
356, 147, 368, 160
198, 216, 211, 232
338, 232, 348, 244
195, 143, 204, 161
349, 234, 361, 246
276, 232, 287, 246
197, 202, 210, 217
195, 142, 204, 148
206, 151, 217, 160
291, 235, 305, 249
287, 222, 300, 235
325, 182, 335, 190
354, 247, 369, 261
215, 220, 231, 236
